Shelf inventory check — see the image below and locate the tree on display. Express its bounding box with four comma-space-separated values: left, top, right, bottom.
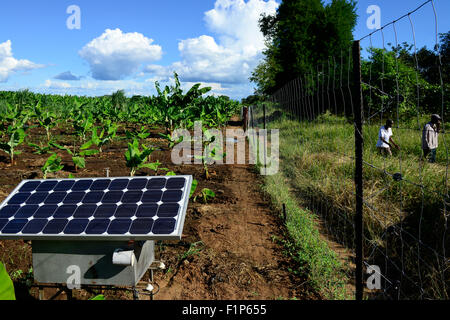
390, 31, 449, 85
438, 31, 449, 84
249, 43, 281, 95
251, 0, 357, 95
241, 94, 266, 106
361, 47, 448, 119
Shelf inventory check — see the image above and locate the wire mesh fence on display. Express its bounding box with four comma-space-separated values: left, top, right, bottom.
247, 0, 448, 300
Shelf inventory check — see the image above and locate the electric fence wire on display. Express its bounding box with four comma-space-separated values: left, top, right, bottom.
247, 1, 447, 299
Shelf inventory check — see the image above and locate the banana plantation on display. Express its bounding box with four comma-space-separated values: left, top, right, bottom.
0, 73, 240, 177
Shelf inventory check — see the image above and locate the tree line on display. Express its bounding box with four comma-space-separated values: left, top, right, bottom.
248, 0, 448, 119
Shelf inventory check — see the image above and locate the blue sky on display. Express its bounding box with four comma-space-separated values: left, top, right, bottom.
0, 0, 448, 100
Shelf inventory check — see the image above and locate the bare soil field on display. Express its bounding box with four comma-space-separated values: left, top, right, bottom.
0, 120, 318, 300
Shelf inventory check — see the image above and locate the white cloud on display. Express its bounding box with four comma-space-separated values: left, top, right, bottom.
38, 78, 151, 97
0, 40, 44, 82
204, 0, 278, 54
44, 79, 71, 89
3, 75, 252, 100
142, 64, 171, 82
143, 0, 278, 96
79, 28, 163, 81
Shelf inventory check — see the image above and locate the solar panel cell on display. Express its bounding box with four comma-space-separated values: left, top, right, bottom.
108, 179, 129, 190
102, 191, 124, 203
166, 178, 185, 189
146, 178, 166, 189
121, 191, 143, 203
34, 205, 57, 218
85, 219, 110, 234
141, 190, 162, 203
8, 193, 31, 204
157, 203, 180, 217
73, 205, 97, 218
162, 190, 183, 202
0, 219, 8, 231
107, 219, 132, 234
15, 205, 39, 218
44, 192, 67, 204
64, 219, 89, 234
129, 219, 154, 234
94, 204, 117, 218
26, 192, 49, 204
152, 218, 176, 234
36, 181, 58, 192
22, 219, 48, 234
2, 219, 28, 234
43, 219, 69, 234
89, 179, 111, 191
115, 204, 137, 218
127, 178, 148, 190
54, 180, 75, 192
0, 205, 20, 218
71, 180, 93, 191
136, 204, 158, 218
63, 192, 86, 204
82, 191, 104, 204
18, 181, 40, 192
53, 205, 77, 218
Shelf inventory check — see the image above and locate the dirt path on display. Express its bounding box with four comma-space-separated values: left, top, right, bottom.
152, 120, 315, 300
154, 163, 314, 300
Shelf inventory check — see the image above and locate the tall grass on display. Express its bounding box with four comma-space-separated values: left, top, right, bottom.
260, 109, 448, 299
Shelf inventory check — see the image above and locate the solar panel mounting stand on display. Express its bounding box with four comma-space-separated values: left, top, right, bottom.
32, 239, 155, 286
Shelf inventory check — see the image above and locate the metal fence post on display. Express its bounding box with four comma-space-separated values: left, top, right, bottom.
353, 40, 364, 301
263, 103, 267, 175
263, 103, 266, 130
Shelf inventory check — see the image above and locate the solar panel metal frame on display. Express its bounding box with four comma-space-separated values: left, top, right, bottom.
0, 175, 193, 241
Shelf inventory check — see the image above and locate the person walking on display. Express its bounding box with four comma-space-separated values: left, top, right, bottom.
422, 114, 441, 163
376, 119, 400, 156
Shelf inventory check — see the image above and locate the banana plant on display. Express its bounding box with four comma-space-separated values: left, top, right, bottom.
144, 160, 168, 175
33, 102, 56, 141
81, 120, 118, 153
194, 147, 225, 180
189, 179, 198, 198
73, 112, 94, 142
0, 262, 15, 300
193, 128, 225, 179
50, 141, 99, 172
42, 153, 64, 179
124, 138, 156, 177
194, 188, 216, 204
154, 72, 211, 134
158, 132, 183, 149
0, 121, 27, 164
1, 99, 29, 128
125, 126, 150, 140
28, 141, 52, 155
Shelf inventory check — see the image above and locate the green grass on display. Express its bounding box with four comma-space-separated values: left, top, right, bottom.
262, 174, 350, 299
260, 109, 448, 299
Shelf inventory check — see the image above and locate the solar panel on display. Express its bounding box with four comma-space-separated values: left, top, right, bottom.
0, 176, 192, 241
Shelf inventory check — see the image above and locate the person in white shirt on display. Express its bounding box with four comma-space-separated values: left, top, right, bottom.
376, 119, 400, 156
422, 114, 441, 163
